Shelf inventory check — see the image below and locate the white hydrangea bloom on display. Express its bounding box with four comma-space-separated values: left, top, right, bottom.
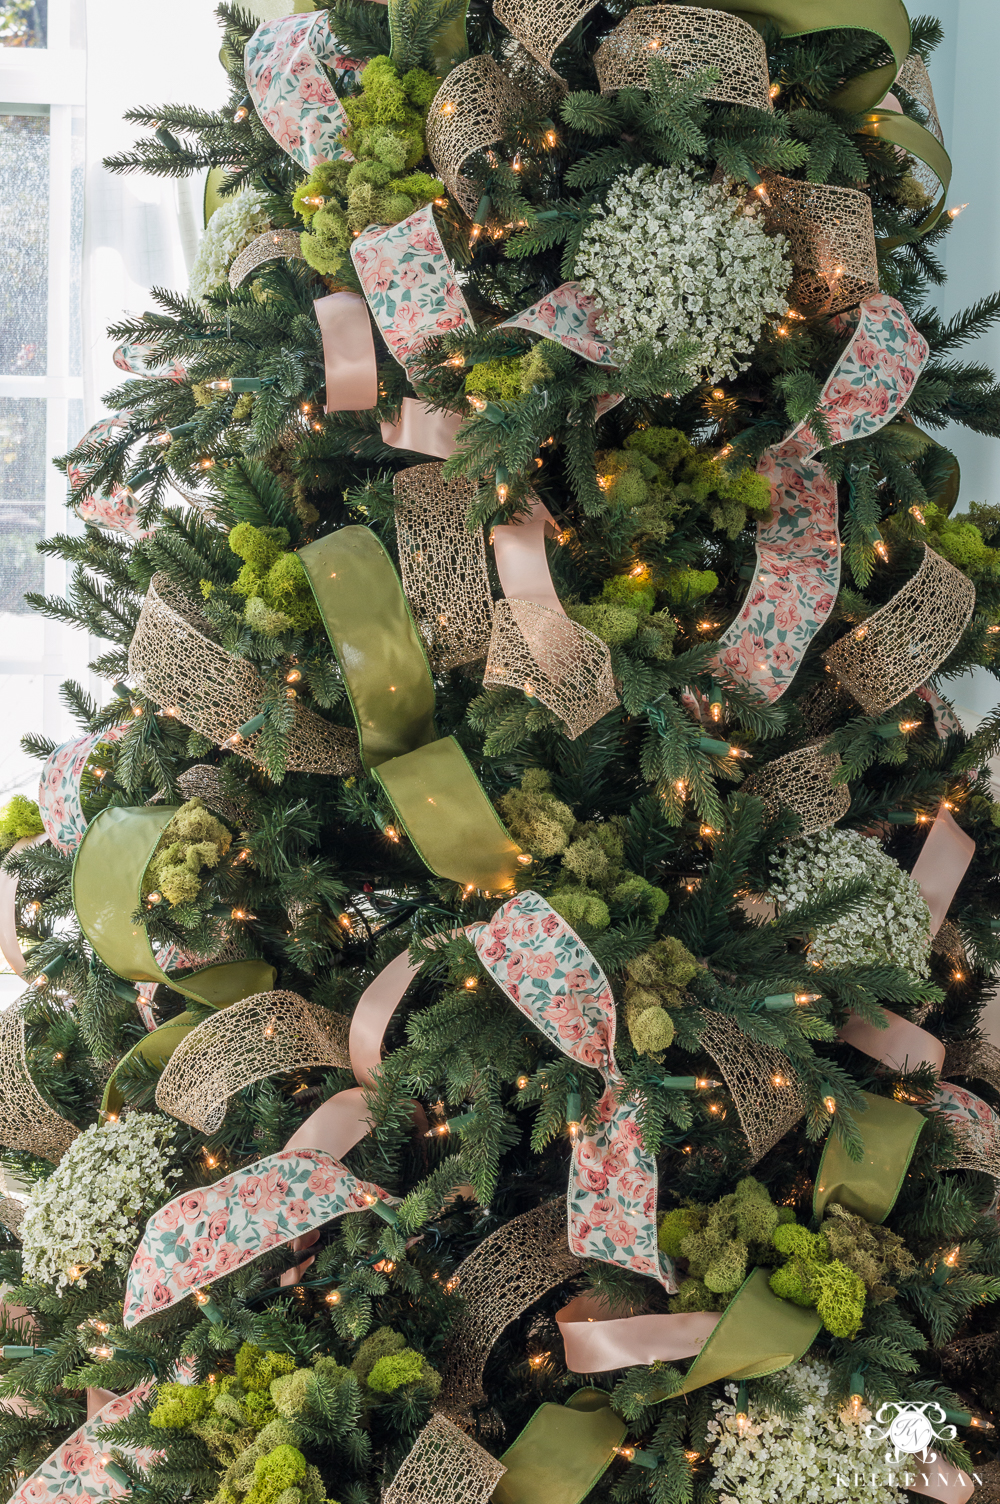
574, 164, 791, 380
189, 189, 272, 303
22, 1114, 176, 1291
769, 828, 931, 977
709, 1357, 907, 1503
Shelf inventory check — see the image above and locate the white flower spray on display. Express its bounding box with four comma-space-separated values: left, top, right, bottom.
709, 1356, 908, 1503
574, 163, 791, 380
189, 189, 272, 303
22, 1114, 177, 1291
769, 828, 931, 978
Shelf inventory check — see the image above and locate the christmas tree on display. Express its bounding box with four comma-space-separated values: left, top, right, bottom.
3, 2, 1000, 1502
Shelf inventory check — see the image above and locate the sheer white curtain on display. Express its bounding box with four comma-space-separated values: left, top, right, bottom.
81, 0, 228, 426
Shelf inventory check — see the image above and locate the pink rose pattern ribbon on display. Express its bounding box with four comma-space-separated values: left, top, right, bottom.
500, 283, 617, 367
471, 891, 677, 1290
112, 342, 187, 382
351, 204, 474, 368
39, 726, 129, 855
244, 11, 361, 173
67, 415, 154, 540
715, 295, 929, 702
123, 1150, 398, 1325
9, 1383, 159, 1504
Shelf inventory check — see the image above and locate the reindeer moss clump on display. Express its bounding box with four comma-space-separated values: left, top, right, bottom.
143, 798, 232, 906
294, 57, 443, 276
228, 523, 320, 636
623, 936, 702, 1056
350, 1327, 441, 1400
0, 795, 44, 850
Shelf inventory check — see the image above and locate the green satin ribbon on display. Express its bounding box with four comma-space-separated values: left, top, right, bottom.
298, 527, 523, 891
858, 109, 952, 242
666, 1268, 822, 1398
641, 1092, 924, 1399
73, 805, 273, 1007
493, 1389, 627, 1504
814, 1090, 925, 1222
684, 0, 910, 111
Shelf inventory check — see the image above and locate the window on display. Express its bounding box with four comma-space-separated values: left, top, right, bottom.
0, 0, 88, 820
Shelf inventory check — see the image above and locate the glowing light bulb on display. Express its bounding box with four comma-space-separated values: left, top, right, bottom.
467, 394, 487, 413
516, 1074, 530, 1090
440, 100, 456, 116
198, 457, 215, 470
947, 203, 968, 219
769, 82, 781, 98
516, 852, 532, 865
464, 976, 478, 990
544, 130, 557, 147
233, 105, 249, 123
727, 745, 752, 759
444, 354, 465, 368
496, 481, 508, 503
699, 824, 717, 838
898, 720, 921, 732
795, 992, 821, 1005
325, 1289, 342, 1305
617, 1446, 636, 1460
823, 1093, 837, 1115
874, 539, 889, 562
205, 378, 232, 393
711, 388, 725, 400
385, 826, 399, 842
909, 505, 925, 524
772, 1073, 787, 1088
529, 1352, 549, 1368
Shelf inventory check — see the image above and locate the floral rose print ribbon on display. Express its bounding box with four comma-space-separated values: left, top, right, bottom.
500, 283, 617, 366
917, 684, 964, 740
67, 415, 154, 540
244, 11, 361, 173
470, 891, 677, 1290
123, 1149, 398, 1325
351, 204, 474, 367
112, 341, 187, 382
9, 1383, 159, 1504
715, 295, 929, 701
38, 726, 129, 855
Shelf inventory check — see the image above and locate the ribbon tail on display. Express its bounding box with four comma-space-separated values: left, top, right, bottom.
911, 804, 976, 935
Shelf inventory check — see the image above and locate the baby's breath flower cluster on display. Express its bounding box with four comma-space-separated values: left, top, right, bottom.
709, 1357, 907, 1503
22, 1115, 177, 1291
769, 828, 931, 977
574, 164, 791, 379
189, 189, 271, 303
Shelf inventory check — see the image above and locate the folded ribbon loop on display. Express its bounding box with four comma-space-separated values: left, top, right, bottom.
9, 1384, 159, 1504
472, 891, 677, 1290
123, 1149, 398, 1325
499, 284, 617, 366
715, 295, 928, 702
351, 204, 474, 368
244, 11, 360, 172
40, 724, 129, 854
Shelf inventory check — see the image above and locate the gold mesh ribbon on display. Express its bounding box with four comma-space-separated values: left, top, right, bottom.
822, 547, 976, 713
383, 1413, 507, 1504
698, 1011, 804, 1163
931, 919, 968, 975
760, 174, 878, 316
743, 742, 850, 835
393, 465, 494, 670
175, 765, 253, 829
154, 990, 351, 1133
425, 56, 527, 216
128, 575, 358, 776
594, 4, 772, 110
0, 1004, 78, 1163
484, 599, 619, 740
228, 230, 304, 290
493, 0, 594, 81
438, 1199, 580, 1421
943, 1039, 1000, 1098
895, 53, 943, 145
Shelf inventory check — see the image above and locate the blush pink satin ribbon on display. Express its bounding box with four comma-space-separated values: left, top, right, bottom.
315, 292, 378, 413
911, 804, 975, 936
556, 1292, 715, 1370
908, 1463, 974, 1504
314, 295, 462, 459
0, 833, 46, 975
492, 497, 564, 613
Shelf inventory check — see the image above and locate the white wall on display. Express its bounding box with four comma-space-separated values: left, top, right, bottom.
924, 0, 1000, 724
